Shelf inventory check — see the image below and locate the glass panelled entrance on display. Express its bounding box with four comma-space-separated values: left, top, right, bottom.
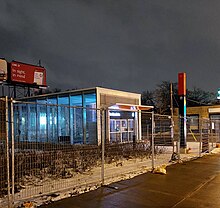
110, 119, 135, 142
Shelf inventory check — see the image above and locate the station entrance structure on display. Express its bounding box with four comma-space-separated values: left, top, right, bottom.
10, 87, 153, 145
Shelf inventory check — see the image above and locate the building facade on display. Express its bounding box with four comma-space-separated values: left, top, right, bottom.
13, 87, 152, 145
174, 105, 220, 134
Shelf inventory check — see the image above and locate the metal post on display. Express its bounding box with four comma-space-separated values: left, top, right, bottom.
211, 120, 214, 149
13, 86, 16, 98
5, 97, 11, 208
2, 84, 4, 97
147, 124, 149, 140
171, 121, 174, 153
101, 108, 105, 185
151, 111, 155, 169
199, 120, 202, 157
11, 98, 15, 205
170, 83, 175, 153
208, 120, 211, 153
177, 117, 181, 162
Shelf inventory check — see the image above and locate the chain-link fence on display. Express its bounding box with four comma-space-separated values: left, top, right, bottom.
14, 101, 103, 206
1, 98, 220, 207
175, 115, 219, 159
142, 112, 175, 168
0, 98, 10, 208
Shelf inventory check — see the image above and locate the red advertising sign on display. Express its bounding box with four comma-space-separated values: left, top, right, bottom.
178, 72, 186, 95
10, 61, 46, 86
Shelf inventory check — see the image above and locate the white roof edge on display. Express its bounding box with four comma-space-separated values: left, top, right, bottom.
107, 103, 153, 111
96, 87, 141, 97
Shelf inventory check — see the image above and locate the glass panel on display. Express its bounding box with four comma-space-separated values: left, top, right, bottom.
48, 98, 58, 143
70, 95, 83, 144
110, 120, 115, 132
14, 105, 24, 142
13, 105, 19, 142
128, 119, 135, 142
115, 120, 120, 132
58, 96, 70, 143
110, 133, 117, 143
37, 99, 47, 142
129, 132, 134, 142
128, 119, 134, 131
84, 93, 97, 144
121, 120, 127, 132
20, 104, 28, 141
115, 132, 121, 142
28, 104, 37, 142
122, 132, 128, 142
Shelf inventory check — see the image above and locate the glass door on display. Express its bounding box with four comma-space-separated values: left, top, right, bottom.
110, 119, 135, 143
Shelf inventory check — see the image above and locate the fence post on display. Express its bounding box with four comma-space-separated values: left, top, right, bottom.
147, 124, 149, 140
208, 119, 211, 153
170, 117, 174, 153
101, 108, 105, 185
177, 117, 181, 162
199, 120, 202, 157
10, 99, 15, 206
5, 97, 11, 208
210, 120, 213, 149
151, 111, 155, 169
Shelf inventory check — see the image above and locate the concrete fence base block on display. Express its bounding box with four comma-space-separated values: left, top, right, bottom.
180, 148, 187, 154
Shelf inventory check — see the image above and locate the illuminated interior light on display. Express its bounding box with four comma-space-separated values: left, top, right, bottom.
109, 105, 120, 109
109, 112, 121, 117
40, 115, 47, 125
21, 117, 25, 124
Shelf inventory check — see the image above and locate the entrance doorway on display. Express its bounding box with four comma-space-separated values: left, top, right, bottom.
110, 119, 135, 142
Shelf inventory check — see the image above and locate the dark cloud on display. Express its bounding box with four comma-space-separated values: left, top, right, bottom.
1, 0, 220, 93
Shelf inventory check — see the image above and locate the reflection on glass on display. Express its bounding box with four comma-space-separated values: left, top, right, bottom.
58, 96, 70, 143
37, 99, 47, 142
84, 93, 97, 144
13, 91, 98, 145
48, 98, 57, 142
70, 95, 83, 144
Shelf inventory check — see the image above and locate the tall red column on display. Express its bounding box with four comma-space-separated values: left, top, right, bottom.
178, 72, 187, 149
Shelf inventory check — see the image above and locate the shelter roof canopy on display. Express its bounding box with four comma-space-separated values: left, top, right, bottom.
109, 103, 153, 111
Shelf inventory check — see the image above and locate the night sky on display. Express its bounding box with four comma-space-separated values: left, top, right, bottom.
1, 1, 220, 93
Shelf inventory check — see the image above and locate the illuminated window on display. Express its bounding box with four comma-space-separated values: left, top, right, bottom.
84, 93, 97, 144
47, 97, 57, 142
58, 96, 70, 138
70, 95, 83, 144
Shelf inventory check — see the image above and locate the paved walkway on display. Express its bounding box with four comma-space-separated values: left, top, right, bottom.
41, 153, 220, 208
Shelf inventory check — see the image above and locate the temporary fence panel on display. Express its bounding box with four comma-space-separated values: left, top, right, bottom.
2, 98, 220, 207
102, 109, 154, 184
6, 101, 103, 207
210, 119, 220, 145
179, 116, 219, 159
151, 114, 174, 167
183, 115, 201, 158
0, 97, 11, 208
